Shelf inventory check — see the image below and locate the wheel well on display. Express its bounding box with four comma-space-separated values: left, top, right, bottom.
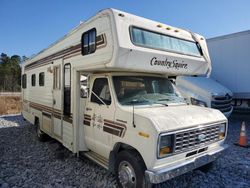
108, 142, 146, 173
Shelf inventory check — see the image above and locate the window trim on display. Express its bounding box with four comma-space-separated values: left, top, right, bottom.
90, 77, 112, 106
39, 72, 45, 86
129, 26, 203, 58
53, 66, 61, 90
64, 63, 71, 88
81, 28, 97, 56
31, 74, 36, 87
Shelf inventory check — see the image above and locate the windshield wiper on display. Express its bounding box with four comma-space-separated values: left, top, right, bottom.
154, 101, 168, 106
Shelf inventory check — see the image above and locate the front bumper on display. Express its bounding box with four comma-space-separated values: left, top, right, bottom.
145, 144, 228, 184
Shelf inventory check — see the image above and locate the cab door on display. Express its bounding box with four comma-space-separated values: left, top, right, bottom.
84, 76, 115, 158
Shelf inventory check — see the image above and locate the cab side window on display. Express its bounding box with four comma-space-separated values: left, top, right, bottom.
91, 78, 111, 105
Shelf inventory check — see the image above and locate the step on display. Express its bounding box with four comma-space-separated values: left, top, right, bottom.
80, 151, 109, 170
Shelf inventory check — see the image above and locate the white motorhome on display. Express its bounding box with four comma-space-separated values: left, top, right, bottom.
22, 9, 228, 187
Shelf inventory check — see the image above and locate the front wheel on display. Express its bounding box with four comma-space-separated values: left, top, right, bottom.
115, 150, 152, 188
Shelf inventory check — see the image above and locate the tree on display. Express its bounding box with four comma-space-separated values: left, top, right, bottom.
0, 53, 22, 92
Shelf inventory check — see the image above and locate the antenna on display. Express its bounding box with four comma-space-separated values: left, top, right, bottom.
132, 100, 137, 128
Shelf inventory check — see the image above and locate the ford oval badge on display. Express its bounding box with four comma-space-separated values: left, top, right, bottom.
198, 134, 206, 142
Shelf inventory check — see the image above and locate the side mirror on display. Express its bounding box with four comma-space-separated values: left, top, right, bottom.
80, 87, 88, 98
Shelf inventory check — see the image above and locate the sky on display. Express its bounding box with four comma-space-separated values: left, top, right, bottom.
0, 0, 249, 57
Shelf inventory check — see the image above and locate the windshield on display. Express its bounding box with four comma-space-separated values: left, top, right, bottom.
113, 76, 185, 106
130, 27, 202, 57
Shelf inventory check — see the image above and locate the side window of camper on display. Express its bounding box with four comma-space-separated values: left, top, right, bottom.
53, 66, 60, 89
81, 28, 96, 55
22, 74, 27, 89
91, 78, 111, 105
39, 72, 45, 86
31, 74, 36, 86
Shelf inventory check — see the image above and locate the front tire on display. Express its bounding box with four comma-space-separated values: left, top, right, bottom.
115, 150, 151, 188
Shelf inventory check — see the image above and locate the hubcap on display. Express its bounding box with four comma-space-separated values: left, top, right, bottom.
118, 161, 136, 188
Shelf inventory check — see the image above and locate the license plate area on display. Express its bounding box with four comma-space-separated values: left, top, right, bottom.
195, 155, 209, 167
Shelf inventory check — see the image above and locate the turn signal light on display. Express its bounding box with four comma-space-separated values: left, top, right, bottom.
160, 147, 171, 156
219, 132, 225, 139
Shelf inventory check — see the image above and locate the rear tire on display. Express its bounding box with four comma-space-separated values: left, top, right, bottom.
35, 119, 47, 142
114, 150, 152, 188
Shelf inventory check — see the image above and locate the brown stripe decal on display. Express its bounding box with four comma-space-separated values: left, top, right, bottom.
103, 119, 126, 137
25, 34, 107, 71
25, 44, 81, 71
96, 34, 107, 49
54, 113, 61, 119
83, 114, 91, 126
27, 100, 72, 124
83, 120, 91, 126
103, 126, 120, 137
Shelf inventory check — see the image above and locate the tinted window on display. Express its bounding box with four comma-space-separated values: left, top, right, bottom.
39, 72, 45, 86
131, 27, 202, 56
22, 74, 27, 89
81, 28, 96, 55
91, 78, 111, 105
31, 74, 36, 86
64, 63, 71, 116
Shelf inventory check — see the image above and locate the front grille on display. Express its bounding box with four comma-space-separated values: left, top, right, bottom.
211, 95, 232, 113
174, 124, 221, 153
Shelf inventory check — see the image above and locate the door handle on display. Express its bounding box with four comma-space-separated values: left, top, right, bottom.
86, 107, 92, 111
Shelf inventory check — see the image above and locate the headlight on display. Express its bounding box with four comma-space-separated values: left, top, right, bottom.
191, 98, 207, 107
158, 135, 174, 158
219, 123, 226, 139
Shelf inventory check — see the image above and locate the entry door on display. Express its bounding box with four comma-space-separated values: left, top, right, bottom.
52, 60, 63, 139
84, 77, 115, 158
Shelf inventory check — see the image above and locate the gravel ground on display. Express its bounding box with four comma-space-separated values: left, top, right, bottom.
0, 114, 249, 188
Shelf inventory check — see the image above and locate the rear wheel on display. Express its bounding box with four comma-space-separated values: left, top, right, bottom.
35, 119, 47, 142
115, 150, 152, 188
